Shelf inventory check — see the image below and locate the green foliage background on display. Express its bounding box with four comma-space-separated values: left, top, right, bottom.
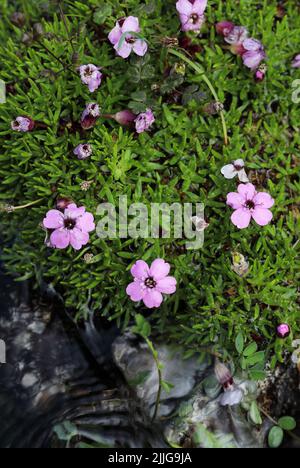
0, 0, 299, 361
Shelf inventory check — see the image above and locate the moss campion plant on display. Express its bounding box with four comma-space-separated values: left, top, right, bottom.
0, 0, 299, 365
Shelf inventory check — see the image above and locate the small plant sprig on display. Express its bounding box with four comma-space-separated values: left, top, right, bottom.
132, 314, 174, 421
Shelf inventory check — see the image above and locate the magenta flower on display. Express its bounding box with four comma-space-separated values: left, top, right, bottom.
226, 183, 274, 229
108, 16, 148, 59
126, 259, 177, 309
135, 109, 155, 134
11, 116, 35, 132
176, 0, 207, 32
242, 38, 266, 70
74, 143, 93, 160
81, 102, 101, 129
43, 203, 95, 250
292, 54, 300, 68
79, 64, 102, 92
277, 324, 290, 339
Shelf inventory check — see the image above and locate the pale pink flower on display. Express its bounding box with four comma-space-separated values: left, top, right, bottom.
221, 159, 249, 183
79, 64, 102, 92
135, 109, 155, 133
242, 38, 266, 70
126, 259, 177, 309
176, 0, 207, 32
226, 183, 274, 229
74, 143, 93, 160
191, 216, 209, 232
292, 54, 300, 68
108, 16, 148, 59
43, 203, 95, 250
214, 361, 244, 407
11, 116, 35, 132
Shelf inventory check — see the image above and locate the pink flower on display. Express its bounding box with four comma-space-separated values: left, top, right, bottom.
224, 26, 248, 47
135, 109, 155, 134
242, 38, 266, 70
176, 0, 207, 32
226, 183, 274, 229
108, 16, 148, 59
74, 143, 93, 160
81, 102, 101, 129
214, 361, 244, 407
221, 159, 249, 183
126, 259, 177, 309
11, 116, 35, 132
43, 203, 95, 250
277, 324, 290, 339
292, 54, 300, 68
79, 64, 102, 92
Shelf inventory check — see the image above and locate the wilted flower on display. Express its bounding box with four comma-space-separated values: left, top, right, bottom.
255, 64, 267, 82
176, 0, 207, 32
74, 143, 93, 160
126, 259, 177, 309
221, 159, 249, 183
83, 253, 94, 264
135, 109, 155, 134
215, 21, 235, 37
226, 183, 274, 229
114, 109, 136, 126
277, 323, 290, 339
225, 26, 249, 50
231, 252, 249, 277
108, 16, 148, 59
214, 361, 244, 407
292, 54, 300, 68
81, 103, 100, 130
80, 180, 93, 191
191, 215, 209, 232
242, 38, 266, 70
10, 12, 26, 28
56, 197, 74, 211
79, 64, 102, 92
43, 203, 95, 250
11, 116, 35, 132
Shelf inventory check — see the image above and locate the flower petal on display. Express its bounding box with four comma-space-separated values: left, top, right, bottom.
115, 41, 132, 59
131, 260, 150, 279
253, 192, 274, 209
77, 212, 95, 233
69, 228, 89, 250
143, 290, 163, 309
252, 208, 273, 226
122, 16, 140, 33
221, 164, 237, 179
108, 24, 122, 45
226, 192, 244, 209
133, 39, 148, 57
220, 388, 243, 406
237, 183, 256, 201
176, 0, 193, 15
50, 229, 70, 249
231, 208, 252, 229
156, 276, 177, 294
126, 281, 145, 302
193, 0, 208, 14
150, 259, 171, 280
237, 169, 249, 183
43, 210, 64, 229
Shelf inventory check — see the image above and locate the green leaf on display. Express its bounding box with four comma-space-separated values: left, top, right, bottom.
249, 401, 262, 425
235, 332, 244, 354
268, 426, 284, 448
278, 417, 296, 431
243, 342, 258, 357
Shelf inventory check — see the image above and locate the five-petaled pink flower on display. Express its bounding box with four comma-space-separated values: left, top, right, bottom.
176, 0, 207, 32
226, 183, 274, 229
126, 259, 177, 309
43, 203, 95, 250
135, 109, 155, 133
11, 116, 35, 132
79, 64, 102, 92
108, 16, 148, 59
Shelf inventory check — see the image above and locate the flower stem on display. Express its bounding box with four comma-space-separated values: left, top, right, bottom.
7, 198, 44, 212
145, 337, 163, 422
168, 48, 229, 146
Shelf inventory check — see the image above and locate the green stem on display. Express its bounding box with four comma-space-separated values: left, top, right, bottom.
168, 48, 228, 146
58, 1, 76, 54
10, 198, 44, 211
146, 337, 163, 422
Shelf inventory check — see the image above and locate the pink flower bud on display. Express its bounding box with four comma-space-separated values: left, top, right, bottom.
277, 323, 290, 339
114, 110, 136, 126
214, 361, 233, 388
56, 197, 74, 211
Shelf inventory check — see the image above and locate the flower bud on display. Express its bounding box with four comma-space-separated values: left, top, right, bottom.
10, 12, 26, 28
277, 323, 290, 339
56, 197, 73, 211
113, 110, 136, 126
214, 361, 233, 388
216, 21, 235, 37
